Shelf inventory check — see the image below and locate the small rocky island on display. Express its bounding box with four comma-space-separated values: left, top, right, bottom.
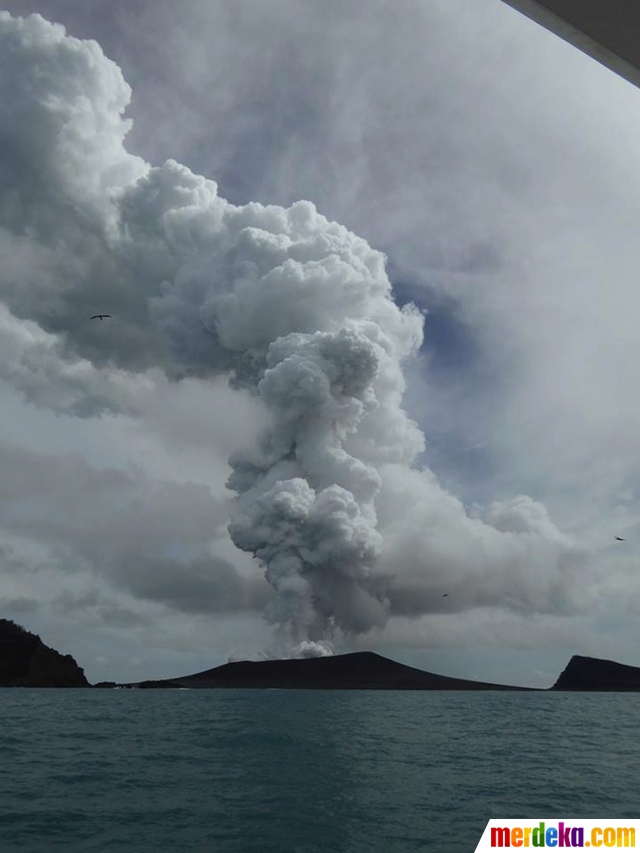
551, 655, 640, 691
0, 619, 88, 687
5, 616, 640, 691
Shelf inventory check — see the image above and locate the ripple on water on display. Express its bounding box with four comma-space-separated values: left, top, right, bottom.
1, 689, 639, 852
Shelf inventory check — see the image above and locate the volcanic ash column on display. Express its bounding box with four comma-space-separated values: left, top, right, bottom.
152, 201, 425, 658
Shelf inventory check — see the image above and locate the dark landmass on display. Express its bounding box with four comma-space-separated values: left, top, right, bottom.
0, 619, 88, 687
5, 617, 640, 691
552, 655, 640, 691
126, 651, 530, 691
125, 651, 640, 692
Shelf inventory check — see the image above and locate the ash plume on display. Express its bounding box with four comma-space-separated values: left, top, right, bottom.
150, 209, 425, 655
0, 12, 586, 658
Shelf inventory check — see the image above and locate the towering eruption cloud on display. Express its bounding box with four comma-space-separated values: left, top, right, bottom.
149, 200, 424, 656
0, 13, 587, 657
0, 12, 423, 656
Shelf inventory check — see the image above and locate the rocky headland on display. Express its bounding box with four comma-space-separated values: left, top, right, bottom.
0, 618, 88, 687
551, 655, 640, 691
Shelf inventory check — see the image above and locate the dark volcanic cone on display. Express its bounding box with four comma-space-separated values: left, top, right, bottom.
136, 651, 530, 690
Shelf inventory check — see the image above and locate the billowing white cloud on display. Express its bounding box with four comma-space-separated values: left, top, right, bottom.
1, 7, 635, 677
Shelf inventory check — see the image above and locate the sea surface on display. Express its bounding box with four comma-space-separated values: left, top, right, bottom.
0, 689, 638, 852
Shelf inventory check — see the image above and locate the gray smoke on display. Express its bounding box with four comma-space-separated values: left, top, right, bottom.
0, 12, 586, 658
148, 203, 425, 655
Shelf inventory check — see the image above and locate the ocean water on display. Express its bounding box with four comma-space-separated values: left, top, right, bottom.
0, 689, 638, 853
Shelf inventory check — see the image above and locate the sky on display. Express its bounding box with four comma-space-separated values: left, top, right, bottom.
1, 0, 640, 688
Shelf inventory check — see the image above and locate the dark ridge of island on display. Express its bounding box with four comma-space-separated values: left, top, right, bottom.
5, 616, 640, 691
551, 655, 640, 691
130, 651, 532, 691
0, 618, 88, 687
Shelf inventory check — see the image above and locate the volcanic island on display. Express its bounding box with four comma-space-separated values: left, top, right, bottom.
3, 618, 640, 691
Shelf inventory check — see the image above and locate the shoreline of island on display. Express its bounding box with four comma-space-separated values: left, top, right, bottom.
3, 618, 640, 692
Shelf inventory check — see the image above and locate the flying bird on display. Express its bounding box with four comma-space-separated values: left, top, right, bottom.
90, 314, 112, 320
615, 536, 625, 542
442, 593, 449, 597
